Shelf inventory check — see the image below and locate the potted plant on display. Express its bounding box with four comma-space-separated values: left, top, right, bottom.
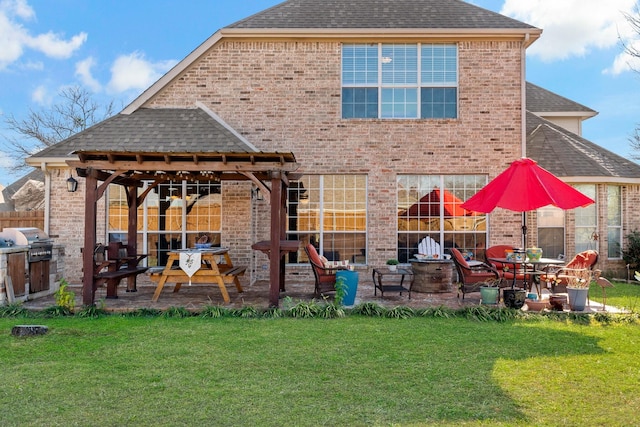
479, 278, 501, 305
386, 258, 399, 272
565, 266, 599, 311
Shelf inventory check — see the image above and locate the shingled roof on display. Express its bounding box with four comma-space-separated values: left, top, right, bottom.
526, 82, 596, 115
526, 112, 640, 180
29, 107, 258, 160
226, 0, 537, 29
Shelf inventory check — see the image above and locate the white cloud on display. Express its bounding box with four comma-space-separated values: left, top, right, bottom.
75, 56, 102, 92
501, 0, 639, 64
0, 0, 85, 70
107, 52, 177, 94
1, 0, 34, 19
30, 84, 49, 105
25, 31, 87, 59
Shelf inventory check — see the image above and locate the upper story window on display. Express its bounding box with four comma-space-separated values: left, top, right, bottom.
342, 43, 458, 119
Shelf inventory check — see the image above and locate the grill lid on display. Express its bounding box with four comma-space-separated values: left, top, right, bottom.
0, 227, 51, 246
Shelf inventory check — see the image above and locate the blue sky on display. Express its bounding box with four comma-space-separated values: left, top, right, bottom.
1, 0, 640, 187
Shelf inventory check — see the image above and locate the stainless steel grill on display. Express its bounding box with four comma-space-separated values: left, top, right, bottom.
0, 228, 54, 261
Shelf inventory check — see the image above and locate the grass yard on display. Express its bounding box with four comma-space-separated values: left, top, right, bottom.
589, 280, 640, 312
1, 314, 639, 426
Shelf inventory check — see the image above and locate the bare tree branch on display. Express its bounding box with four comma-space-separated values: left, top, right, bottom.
622, 6, 640, 72
1, 86, 115, 173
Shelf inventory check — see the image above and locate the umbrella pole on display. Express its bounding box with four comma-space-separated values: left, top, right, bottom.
521, 212, 527, 249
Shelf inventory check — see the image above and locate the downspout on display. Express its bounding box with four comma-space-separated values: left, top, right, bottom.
40, 162, 50, 235
521, 32, 529, 157
521, 33, 529, 249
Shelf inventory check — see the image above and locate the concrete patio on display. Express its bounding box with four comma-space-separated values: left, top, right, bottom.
19, 274, 620, 313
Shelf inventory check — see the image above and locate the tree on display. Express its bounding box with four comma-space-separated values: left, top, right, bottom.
624, 6, 640, 159
2, 86, 115, 172
623, 6, 640, 70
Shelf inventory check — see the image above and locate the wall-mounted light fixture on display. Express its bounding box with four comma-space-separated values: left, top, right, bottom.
252, 187, 264, 201
66, 176, 78, 193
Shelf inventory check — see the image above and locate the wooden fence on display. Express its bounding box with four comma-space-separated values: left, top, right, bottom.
0, 210, 45, 230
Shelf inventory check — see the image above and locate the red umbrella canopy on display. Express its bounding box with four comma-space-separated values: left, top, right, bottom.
461, 158, 594, 213
402, 188, 476, 217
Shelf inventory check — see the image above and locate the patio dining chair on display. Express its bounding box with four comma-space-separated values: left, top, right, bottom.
450, 248, 501, 299
541, 250, 598, 293
304, 244, 338, 297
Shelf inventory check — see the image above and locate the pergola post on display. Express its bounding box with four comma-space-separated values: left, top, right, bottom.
82, 173, 98, 306
269, 173, 283, 307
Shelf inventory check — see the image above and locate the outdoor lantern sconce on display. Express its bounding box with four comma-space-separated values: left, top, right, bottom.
252, 188, 264, 201
67, 176, 78, 193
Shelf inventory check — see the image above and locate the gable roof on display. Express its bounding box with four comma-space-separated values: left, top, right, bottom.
123, 0, 540, 114
0, 168, 44, 212
27, 106, 259, 164
526, 82, 597, 118
226, 0, 537, 30
526, 112, 640, 183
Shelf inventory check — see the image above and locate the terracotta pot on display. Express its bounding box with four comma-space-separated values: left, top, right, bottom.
525, 299, 550, 311
549, 294, 567, 311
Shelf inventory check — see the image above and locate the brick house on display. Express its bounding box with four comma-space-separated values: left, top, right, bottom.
26, 0, 640, 303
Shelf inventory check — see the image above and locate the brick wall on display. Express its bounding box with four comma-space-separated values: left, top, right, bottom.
46, 38, 638, 283
146, 39, 524, 273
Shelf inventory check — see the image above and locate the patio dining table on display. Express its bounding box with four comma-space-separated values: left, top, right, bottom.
487, 257, 565, 296
528, 257, 565, 297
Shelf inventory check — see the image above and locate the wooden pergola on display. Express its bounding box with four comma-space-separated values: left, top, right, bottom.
67, 150, 299, 307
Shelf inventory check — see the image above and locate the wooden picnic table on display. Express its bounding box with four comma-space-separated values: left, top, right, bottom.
150, 247, 246, 303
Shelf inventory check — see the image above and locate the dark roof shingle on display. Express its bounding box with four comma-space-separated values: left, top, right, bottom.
526, 82, 595, 114
226, 0, 538, 29
29, 108, 257, 159
526, 112, 640, 179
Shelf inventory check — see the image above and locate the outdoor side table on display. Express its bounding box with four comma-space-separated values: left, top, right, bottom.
372, 267, 414, 298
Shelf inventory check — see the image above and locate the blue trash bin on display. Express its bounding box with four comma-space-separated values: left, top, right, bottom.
336, 270, 359, 306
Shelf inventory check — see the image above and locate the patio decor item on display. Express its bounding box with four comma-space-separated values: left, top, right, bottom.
336, 270, 359, 306
461, 157, 594, 251
549, 294, 567, 311
480, 279, 501, 305
386, 258, 399, 272
503, 288, 526, 309
525, 298, 550, 311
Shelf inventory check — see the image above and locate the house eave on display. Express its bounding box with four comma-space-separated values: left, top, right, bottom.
533, 111, 598, 119
25, 156, 75, 169
220, 27, 541, 45
563, 176, 640, 185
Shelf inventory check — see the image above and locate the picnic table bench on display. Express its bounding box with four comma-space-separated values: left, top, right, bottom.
93, 242, 148, 299
149, 248, 245, 303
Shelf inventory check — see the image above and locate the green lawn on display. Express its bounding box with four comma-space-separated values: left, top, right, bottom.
589, 280, 640, 312
1, 314, 639, 426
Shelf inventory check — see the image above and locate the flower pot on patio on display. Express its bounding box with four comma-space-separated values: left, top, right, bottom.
336, 270, 359, 306
502, 288, 526, 309
549, 294, 567, 311
480, 286, 500, 305
567, 287, 589, 311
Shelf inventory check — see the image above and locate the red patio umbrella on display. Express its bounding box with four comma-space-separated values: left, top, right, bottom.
461, 158, 594, 247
